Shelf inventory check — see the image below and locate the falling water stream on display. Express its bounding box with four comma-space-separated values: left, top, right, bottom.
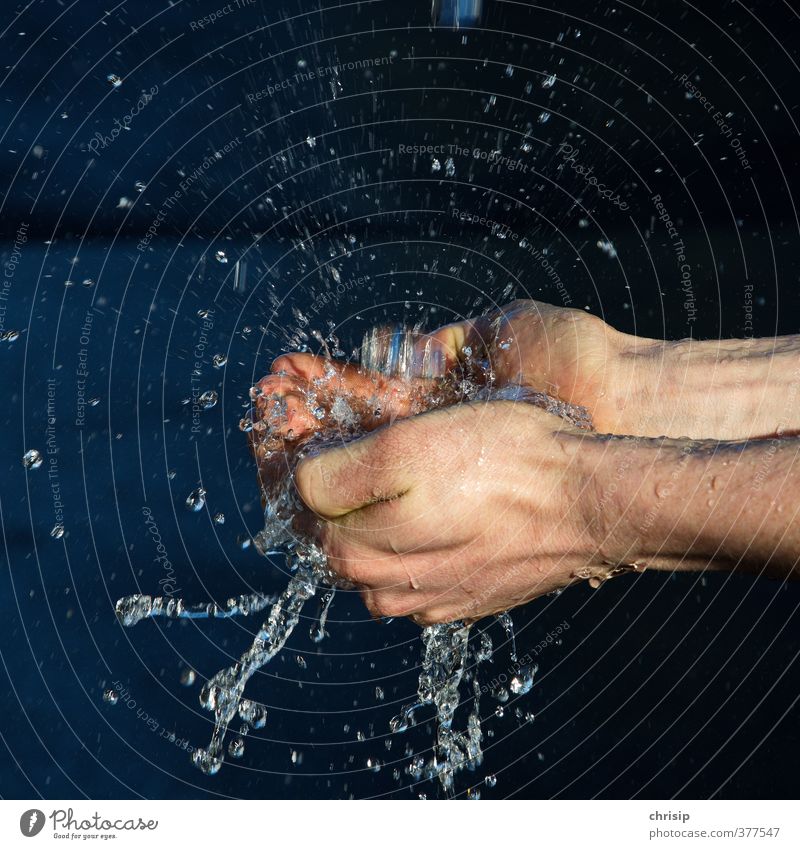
116, 322, 592, 793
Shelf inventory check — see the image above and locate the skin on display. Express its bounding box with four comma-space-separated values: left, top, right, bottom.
251, 300, 800, 624
425, 299, 800, 439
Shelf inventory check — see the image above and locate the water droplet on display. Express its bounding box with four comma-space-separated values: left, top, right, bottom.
134, 181, 146, 192
389, 702, 418, 733
236, 534, 251, 550
542, 72, 556, 88
509, 664, 537, 695
375, 686, 384, 701
107, 73, 123, 88
215, 250, 228, 264
228, 738, 245, 758
22, 449, 43, 470
50, 523, 65, 540
192, 748, 223, 775
212, 353, 227, 369
408, 755, 425, 778
199, 390, 218, 410
596, 239, 618, 259
82, 278, 94, 288
476, 632, 493, 662
655, 481, 671, 499
102, 688, 119, 705
185, 488, 206, 512
490, 685, 509, 703
431, 157, 441, 173
484, 774, 497, 788
213, 512, 225, 525
180, 669, 196, 687
115, 594, 154, 627
445, 157, 456, 177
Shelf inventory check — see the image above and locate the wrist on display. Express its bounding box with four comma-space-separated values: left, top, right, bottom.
601, 334, 800, 440
581, 433, 719, 572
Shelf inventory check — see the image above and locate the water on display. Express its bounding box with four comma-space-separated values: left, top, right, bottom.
115, 591, 276, 626
22, 448, 42, 470
116, 321, 592, 793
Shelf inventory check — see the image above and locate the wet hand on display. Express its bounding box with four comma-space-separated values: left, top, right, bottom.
427, 299, 628, 433
293, 401, 605, 625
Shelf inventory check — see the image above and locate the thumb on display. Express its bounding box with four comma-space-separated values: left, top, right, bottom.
294, 427, 415, 519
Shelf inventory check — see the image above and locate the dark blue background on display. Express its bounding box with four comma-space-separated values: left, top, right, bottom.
0, 0, 798, 799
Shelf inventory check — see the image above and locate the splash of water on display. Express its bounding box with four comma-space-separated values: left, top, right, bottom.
116, 320, 592, 792
115, 591, 276, 626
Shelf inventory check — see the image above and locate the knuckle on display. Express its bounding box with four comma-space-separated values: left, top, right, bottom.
352, 431, 405, 492
362, 591, 397, 620
325, 541, 366, 584
338, 560, 370, 586
412, 609, 444, 627
270, 354, 303, 376
294, 458, 321, 514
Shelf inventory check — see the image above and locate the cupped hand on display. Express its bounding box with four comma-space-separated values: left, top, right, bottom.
293, 400, 607, 625
428, 299, 629, 432
248, 334, 457, 494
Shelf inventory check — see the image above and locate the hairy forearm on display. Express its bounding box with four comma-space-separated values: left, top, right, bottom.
605, 332, 800, 440
591, 432, 800, 580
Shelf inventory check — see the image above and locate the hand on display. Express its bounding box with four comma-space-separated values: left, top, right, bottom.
427, 299, 629, 432
293, 400, 606, 625
249, 352, 418, 495
434, 299, 800, 441
250, 342, 800, 625
249, 333, 459, 495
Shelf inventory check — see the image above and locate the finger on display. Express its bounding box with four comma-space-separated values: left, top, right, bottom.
423, 313, 493, 368
272, 352, 370, 395
271, 351, 329, 379
294, 427, 415, 519
361, 587, 430, 621
253, 383, 320, 440
274, 352, 421, 427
